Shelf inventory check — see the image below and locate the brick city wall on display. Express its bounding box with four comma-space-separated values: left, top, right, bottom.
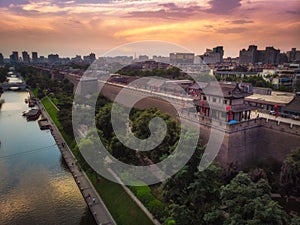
100, 83, 300, 167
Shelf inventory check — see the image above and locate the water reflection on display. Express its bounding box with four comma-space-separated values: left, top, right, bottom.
0, 92, 95, 225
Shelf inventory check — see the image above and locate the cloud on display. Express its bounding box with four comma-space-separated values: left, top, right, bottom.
125, 3, 202, 20
229, 19, 253, 24
0, 0, 29, 8
216, 27, 246, 34
206, 0, 242, 14
286, 10, 300, 15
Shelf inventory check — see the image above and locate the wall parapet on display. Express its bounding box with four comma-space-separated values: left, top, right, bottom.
227, 117, 300, 135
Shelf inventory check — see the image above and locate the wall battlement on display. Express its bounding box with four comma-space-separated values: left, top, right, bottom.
228, 118, 300, 136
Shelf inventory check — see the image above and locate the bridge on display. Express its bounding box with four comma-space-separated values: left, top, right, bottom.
1, 80, 26, 91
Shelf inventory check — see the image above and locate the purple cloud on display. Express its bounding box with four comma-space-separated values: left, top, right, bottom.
216, 27, 246, 34
206, 0, 242, 14
286, 10, 300, 15
229, 19, 253, 24
0, 0, 29, 7
125, 3, 202, 20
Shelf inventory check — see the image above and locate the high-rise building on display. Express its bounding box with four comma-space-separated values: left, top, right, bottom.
22, 51, 30, 63
48, 54, 59, 64
71, 55, 82, 63
137, 55, 149, 62
287, 48, 300, 62
0, 53, 4, 65
10, 51, 19, 64
200, 46, 224, 64
170, 53, 195, 64
32, 52, 38, 62
89, 53, 96, 62
213, 46, 224, 61
83, 53, 96, 63
263, 47, 280, 65
239, 45, 280, 65
239, 45, 258, 65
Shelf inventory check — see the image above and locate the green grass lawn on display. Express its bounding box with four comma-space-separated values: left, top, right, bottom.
88, 174, 154, 225
40, 95, 154, 225
41, 96, 60, 128
32, 88, 38, 97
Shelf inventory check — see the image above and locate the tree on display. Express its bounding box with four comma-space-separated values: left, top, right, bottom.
220, 172, 289, 225
96, 103, 113, 140
280, 148, 300, 197
167, 203, 194, 225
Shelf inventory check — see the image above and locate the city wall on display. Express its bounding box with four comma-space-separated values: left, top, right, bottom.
92, 82, 300, 168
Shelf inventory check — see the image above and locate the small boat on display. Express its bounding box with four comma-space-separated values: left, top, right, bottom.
24, 109, 41, 121
28, 100, 35, 107
22, 110, 29, 116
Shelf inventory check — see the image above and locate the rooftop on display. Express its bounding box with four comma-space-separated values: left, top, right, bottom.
245, 91, 295, 105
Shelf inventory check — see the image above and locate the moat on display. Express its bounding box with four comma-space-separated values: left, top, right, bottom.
0, 91, 96, 225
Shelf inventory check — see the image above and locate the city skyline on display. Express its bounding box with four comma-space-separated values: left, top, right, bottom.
1, 45, 300, 60
0, 0, 299, 57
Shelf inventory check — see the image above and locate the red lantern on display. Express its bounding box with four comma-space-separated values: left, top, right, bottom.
229, 111, 233, 121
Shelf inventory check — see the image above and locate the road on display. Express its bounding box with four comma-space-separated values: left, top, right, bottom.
250, 110, 300, 126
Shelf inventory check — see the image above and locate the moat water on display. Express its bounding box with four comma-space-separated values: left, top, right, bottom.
0, 91, 96, 225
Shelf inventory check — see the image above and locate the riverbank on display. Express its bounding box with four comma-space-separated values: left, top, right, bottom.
33, 89, 156, 225
31, 90, 116, 225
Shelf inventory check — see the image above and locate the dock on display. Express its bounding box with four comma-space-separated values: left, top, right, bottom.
38, 118, 51, 130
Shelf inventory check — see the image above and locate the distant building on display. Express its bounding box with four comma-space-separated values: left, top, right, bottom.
152, 55, 170, 64
71, 55, 82, 63
99, 56, 133, 65
200, 46, 224, 64
32, 52, 38, 63
10, 51, 19, 64
262, 47, 280, 65
239, 45, 258, 65
223, 57, 239, 64
83, 53, 96, 63
137, 55, 149, 62
287, 48, 300, 62
239, 45, 280, 65
48, 54, 59, 64
170, 53, 195, 64
22, 51, 30, 63
0, 53, 4, 65
279, 53, 288, 64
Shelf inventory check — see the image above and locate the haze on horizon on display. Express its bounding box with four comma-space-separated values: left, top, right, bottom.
0, 0, 299, 58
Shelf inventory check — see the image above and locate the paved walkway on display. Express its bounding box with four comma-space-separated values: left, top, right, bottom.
33, 93, 116, 225
251, 110, 300, 126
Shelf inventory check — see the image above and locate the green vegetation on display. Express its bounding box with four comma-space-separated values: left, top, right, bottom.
88, 174, 154, 225
32, 87, 39, 98
280, 148, 300, 197
0, 65, 8, 83
129, 184, 166, 219
41, 97, 60, 128
219, 172, 290, 225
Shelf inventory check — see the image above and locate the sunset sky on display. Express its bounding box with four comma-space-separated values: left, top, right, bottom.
0, 0, 299, 58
